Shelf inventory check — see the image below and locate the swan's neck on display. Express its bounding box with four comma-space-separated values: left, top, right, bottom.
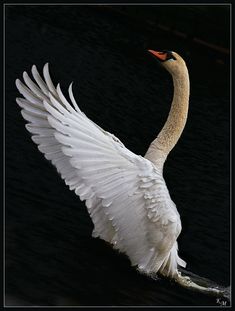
145, 66, 190, 170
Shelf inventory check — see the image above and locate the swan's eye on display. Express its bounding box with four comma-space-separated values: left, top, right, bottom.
166, 52, 176, 61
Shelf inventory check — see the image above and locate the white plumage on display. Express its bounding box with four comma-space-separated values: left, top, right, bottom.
15, 51, 230, 299
16, 59, 187, 278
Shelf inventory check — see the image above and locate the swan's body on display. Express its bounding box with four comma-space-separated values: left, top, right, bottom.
15, 50, 227, 298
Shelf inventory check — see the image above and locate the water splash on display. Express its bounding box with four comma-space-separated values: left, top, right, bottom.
177, 268, 231, 302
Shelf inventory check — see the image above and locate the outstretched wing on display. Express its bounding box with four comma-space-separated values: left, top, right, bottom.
15, 64, 182, 273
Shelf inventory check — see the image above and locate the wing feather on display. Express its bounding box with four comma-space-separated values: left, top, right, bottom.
23, 71, 49, 101
32, 65, 50, 96
68, 83, 82, 113
43, 63, 58, 99
16, 79, 42, 105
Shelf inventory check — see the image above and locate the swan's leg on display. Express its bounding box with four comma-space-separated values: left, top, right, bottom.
173, 270, 227, 298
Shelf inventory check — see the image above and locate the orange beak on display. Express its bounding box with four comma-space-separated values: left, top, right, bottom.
148, 49, 167, 61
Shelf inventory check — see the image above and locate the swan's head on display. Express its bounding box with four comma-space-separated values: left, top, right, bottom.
148, 50, 186, 74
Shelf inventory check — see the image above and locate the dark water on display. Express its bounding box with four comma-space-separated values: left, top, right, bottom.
5, 5, 230, 306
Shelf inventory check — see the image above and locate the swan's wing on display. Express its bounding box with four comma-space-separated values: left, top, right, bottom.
16, 64, 182, 273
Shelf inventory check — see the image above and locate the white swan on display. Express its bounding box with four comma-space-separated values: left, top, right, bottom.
15, 50, 226, 298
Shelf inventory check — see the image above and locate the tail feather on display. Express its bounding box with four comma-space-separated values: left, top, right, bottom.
160, 242, 186, 277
